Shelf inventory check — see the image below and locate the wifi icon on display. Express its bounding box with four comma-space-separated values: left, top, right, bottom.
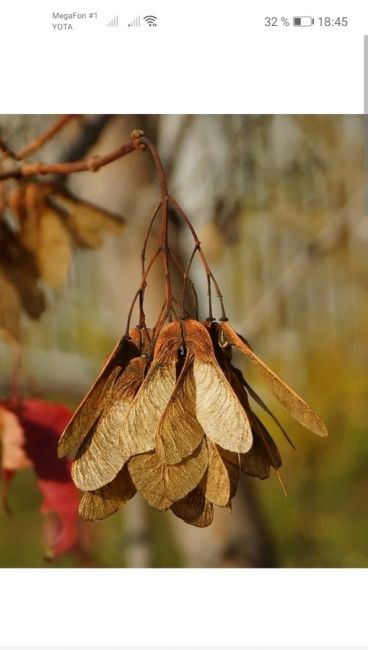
143, 15, 157, 27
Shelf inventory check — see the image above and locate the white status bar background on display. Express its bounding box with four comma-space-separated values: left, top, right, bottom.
0, 0, 367, 113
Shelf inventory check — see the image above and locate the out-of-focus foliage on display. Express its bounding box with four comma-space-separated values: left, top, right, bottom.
0, 114, 366, 567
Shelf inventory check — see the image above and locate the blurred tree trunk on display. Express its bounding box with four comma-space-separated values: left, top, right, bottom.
169, 479, 277, 567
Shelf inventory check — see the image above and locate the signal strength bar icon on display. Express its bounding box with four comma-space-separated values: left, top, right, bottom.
128, 15, 140, 27
106, 15, 119, 27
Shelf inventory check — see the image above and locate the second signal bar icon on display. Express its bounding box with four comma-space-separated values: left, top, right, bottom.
106, 15, 119, 27
128, 16, 140, 27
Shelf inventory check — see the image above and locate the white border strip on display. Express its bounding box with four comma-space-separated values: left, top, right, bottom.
0, 569, 367, 646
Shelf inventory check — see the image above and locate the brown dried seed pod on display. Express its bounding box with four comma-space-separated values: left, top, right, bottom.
71, 356, 147, 491
182, 320, 252, 454
171, 486, 214, 528
49, 188, 124, 250
205, 441, 231, 507
58, 333, 140, 458
240, 413, 282, 479
78, 464, 136, 521
182, 318, 215, 361
128, 438, 208, 511
0, 220, 46, 320
156, 357, 204, 465
129, 327, 153, 355
0, 269, 22, 341
15, 183, 124, 288
116, 322, 182, 463
227, 362, 281, 479
232, 364, 295, 449
153, 320, 183, 362
35, 207, 73, 289
217, 447, 240, 501
220, 322, 328, 437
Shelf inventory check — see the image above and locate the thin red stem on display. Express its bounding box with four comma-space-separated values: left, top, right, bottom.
181, 245, 199, 318
168, 195, 227, 320
0, 132, 142, 181
16, 115, 77, 160
169, 249, 199, 319
140, 136, 173, 322
125, 246, 162, 336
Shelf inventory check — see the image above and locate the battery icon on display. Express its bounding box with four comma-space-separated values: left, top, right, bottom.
293, 16, 314, 26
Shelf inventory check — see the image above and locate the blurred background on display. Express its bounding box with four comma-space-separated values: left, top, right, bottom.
0, 114, 367, 568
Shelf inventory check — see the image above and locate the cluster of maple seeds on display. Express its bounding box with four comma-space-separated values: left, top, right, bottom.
58, 318, 327, 527
41, 126, 329, 527
3, 123, 321, 528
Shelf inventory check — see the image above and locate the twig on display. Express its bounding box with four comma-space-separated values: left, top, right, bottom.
0, 138, 16, 160
1, 126, 227, 344
169, 249, 199, 319
236, 202, 359, 337
0, 130, 144, 181
124, 246, 162, 337
140, 136, 173, 321
16, 115, 77, 160
169, 195, 227, 320
180, 245, 199, 317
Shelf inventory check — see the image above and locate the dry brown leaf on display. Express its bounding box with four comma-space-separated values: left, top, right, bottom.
128, 439, 208, 511
171, 486, 213, 527
17, 184, 124, 288
58, 335, 140, 458
37, 208, 72, 288
205, 441, 230, 506
236, 368, 295, 449
117, 362, 177, 463
218, 447, 240, 500
0, 219, 46, 320
72, 356, 146, 491
6, 186, 28, 228
221, 322, 328, 437
205, 440, 239, 506
183, 320, 252, 453
50, 190, 124, 249
227, 360, 282, 480
116, 322, 182, 462
153, 320, 182, 362
156, 358, 204, 464
193, 360, 252, 453
0, 270, 21, 341
78, 464, 136, 521
18, 184, 72, 289
20, 184, 45, 253
0, 407, 32, 471
129, 327, 153, 354
240, 414, 282, 479
183, 318, 216, 362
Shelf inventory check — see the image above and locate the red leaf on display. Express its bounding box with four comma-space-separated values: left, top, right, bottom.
17, 399, 74, 482
39, 479, 80, 558
0, 399, 80, 558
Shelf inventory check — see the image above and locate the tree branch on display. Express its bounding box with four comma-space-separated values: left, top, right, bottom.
237, 199, 360, 337
15, 115, 77, 160
0, 129, 145, 181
